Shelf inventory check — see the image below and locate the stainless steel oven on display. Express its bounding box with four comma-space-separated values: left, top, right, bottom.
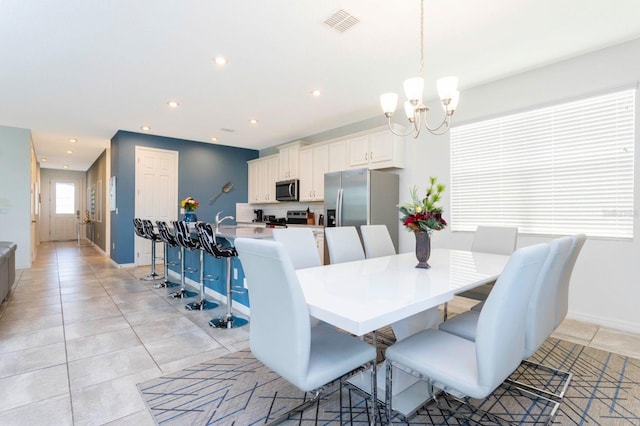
275, 179, 299, 202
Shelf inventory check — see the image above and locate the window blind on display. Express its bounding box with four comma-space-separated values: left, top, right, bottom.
450, 89, 635, 239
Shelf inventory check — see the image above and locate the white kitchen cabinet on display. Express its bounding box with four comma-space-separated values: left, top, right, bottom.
299, 145, 328, 202
247, 154, 279, 204
278, 141, 309, 180
247, 160, 260, 203
347, 129, 404, 169
328, 140, 347, 172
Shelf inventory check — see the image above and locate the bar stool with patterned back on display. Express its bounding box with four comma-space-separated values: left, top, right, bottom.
133, 218, 161, 281
169, 220, 199, 301
195, 222, 248, 328
174, 220, 219, 311
140, 219, 165, 282
155, 221, 181, 289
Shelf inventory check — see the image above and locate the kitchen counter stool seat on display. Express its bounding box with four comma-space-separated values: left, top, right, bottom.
195, 222, 248, 328
154, 221, 181, 288
133, 218, 164, 281
169, 220, 199, 300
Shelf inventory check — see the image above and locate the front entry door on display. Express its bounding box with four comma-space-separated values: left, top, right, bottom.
134, 146, 179, 266
51, 179, 82, 241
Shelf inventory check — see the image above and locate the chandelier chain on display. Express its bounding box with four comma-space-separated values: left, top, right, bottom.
420, 0, 424, 76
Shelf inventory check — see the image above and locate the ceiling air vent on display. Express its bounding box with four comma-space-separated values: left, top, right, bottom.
220, 128, 235, 133
324, 9, 359, 33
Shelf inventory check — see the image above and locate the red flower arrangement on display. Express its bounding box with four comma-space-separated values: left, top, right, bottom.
399, 177, 447, 234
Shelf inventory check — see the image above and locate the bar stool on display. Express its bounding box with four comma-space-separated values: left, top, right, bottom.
195, 222, 248, 328
155, 221, 181, 289
141, 219, 165, 281
133, 218, 162, 281
169, 220, 199, 300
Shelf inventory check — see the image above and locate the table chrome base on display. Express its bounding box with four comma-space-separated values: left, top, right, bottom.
168, 289, 198, 299
209, 315, 248, 329
156, 280, 180, 289
185, 300, 219, 311
347, 362, 432, 419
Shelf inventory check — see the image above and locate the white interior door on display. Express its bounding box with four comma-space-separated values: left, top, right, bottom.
134, 146, 178, 266
50, 179, 82, 241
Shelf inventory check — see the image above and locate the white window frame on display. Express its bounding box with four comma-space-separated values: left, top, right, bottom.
450, 88, 635, 240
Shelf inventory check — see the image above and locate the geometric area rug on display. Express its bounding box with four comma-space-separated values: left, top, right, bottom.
138, 337, 640, 425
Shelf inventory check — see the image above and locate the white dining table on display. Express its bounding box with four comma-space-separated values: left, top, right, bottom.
296, 248, 510, 417
296, 248, 510, 337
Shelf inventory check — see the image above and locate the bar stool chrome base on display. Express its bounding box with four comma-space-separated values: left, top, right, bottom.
185, 299, 219, 311
209, 314, 248, 329
140, 272, 164, 281
168, 288, 198, 299
155, 279, 180, 289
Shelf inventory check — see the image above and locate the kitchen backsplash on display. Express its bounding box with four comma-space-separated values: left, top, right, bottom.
236, 202, 324, 224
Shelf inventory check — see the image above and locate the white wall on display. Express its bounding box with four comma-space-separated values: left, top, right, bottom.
396, 38, 640, 333
0, 125, 33, 268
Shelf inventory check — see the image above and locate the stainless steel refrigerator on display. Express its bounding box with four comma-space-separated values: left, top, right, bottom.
324, 168, 399, 263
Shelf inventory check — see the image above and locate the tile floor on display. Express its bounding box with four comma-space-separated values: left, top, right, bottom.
1, 241, 639, 425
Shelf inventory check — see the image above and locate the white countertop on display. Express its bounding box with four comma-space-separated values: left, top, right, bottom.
215, 225, 274, 240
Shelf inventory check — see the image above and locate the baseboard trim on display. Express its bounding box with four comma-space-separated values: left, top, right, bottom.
567, 311, 640, 335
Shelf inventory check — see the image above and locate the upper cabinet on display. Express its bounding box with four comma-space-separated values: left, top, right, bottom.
348, 129, 404, 170
247, 154, 279, 204
299, 144, 329, 202
328, 140, 347, 172
278, 141, 309, 180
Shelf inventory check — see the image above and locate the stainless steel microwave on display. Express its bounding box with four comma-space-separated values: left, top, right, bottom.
275, 179, 299, 202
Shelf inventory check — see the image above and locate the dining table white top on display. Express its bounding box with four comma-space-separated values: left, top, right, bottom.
296, 248, 510, 336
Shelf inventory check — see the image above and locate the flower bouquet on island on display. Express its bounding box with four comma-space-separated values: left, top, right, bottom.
180, 197, 200, 212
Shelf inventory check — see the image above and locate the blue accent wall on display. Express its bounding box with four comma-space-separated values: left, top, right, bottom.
110, 130, 258, 265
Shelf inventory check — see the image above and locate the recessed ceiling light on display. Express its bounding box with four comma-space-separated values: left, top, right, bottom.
63, 165, 69, 169
311, 89, 322, 97
167, 100, 180, 108
69, 138, 77, 143
213, 56, 228, 66
141, 125, 151, 131
249, 119, 258, 125
211, 137, 218, 142
41, 158, 47, 162
66, 150, 73, 154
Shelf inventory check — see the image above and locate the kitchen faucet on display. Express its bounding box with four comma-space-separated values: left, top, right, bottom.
215, 211, 234, 233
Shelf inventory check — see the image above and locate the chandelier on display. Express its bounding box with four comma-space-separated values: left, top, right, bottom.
380, 0, 459, 137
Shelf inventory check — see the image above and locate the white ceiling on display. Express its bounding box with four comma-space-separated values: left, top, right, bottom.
2, 0, 640, 171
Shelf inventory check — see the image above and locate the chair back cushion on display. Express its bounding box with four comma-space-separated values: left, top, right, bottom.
235, 238, 311, 388
360, 225, 396, 259
133, 218, 145, 238
272, 228, 321, 269
475, 242, 549, 389
172, 221, 200, 250
325, 227, 365, 264
524, 236, 573, 357
156, 221, 178, 246
471, 226, 518, 255
555, 234, 586, 327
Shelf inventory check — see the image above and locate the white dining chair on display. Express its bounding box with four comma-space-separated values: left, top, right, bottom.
360, 224, 395, 258
440, 235, 583, 402
447, 225, 519, 319
234, 238, 378, 425
325, 226, 365, 264
384, 242, 550, 423
272, 228, 321, 269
